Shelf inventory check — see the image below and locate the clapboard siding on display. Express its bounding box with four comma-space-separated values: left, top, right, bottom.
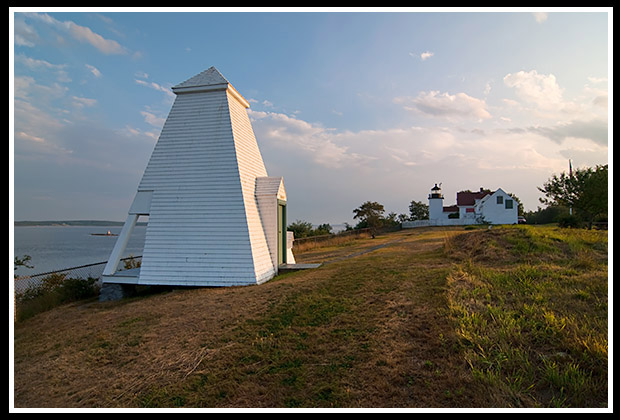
136, 82, 260, 286
226, 87, 276, 284
256, 177, 286, 269
104, 67, 286, 287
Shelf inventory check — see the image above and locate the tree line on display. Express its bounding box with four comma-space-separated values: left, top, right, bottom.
288, 163, 607, 237
287, 199, 429, 240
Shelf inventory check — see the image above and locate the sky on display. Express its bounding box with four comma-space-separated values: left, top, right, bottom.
11, 8, 612, 227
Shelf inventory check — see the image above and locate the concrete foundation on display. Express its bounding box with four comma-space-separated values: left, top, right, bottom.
99, 283, 137, 302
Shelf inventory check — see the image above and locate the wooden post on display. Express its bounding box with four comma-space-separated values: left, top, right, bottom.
102, 213, 138, 278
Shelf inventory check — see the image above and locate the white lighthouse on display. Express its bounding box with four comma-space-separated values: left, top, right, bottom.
428, 183, 444, 222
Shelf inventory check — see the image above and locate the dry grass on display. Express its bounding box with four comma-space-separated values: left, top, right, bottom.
291, 231, 372, 254
12, 225, 608, 409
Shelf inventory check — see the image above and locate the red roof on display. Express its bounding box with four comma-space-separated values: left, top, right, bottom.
442, 205, 458, 213
456, 190, 491, 206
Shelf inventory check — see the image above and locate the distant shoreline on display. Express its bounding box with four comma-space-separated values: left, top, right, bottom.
14, 220, 147, 227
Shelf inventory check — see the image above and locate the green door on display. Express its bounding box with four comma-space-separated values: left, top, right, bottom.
277, 201, 286, 266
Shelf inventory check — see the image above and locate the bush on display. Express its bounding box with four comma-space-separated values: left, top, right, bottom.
59, 277, 100, 302
557, 214, 581, 228
15, 274, 100, 321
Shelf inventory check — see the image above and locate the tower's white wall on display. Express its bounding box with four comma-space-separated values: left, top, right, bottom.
227, 89, 276, 284
103, 67, 287, 287
428, 198, 445, 221
255, 177, 286, 274
136, 88, 260, 286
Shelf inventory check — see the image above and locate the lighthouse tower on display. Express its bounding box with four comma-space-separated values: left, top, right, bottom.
428, 183, 444, 221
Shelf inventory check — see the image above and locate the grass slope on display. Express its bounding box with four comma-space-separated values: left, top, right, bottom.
13, 225, 608, 408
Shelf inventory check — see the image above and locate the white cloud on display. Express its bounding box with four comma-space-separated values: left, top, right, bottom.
523, 119, 608, 146
532, 12, 548, 23
135, 78, 175, 99
592, 95, 607, 108
248, 107, 588, 219
140, 110, 166, 128
250, 108, 572, 176
14, 17, 38, 47
85, 64, 102, 78
249, 110, 374, 169
483, 81, 492, 96
71, 96, 97, 108
16, 53, 65, 71
503, 70, 564, 109
15, 54, 71, 83
587, 76, 608, 84
502, 69, 585, 119
409, 51, 434, 61
14, 75, 68, 101
24, 12, 127, 55
395, 90, 491, 121
420, 51, 434, 61
503, 69, 609, 123
16, 131, 45, 144
117, 125, 160, 141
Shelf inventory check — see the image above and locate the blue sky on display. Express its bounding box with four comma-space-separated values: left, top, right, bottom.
11, 8, 611, 226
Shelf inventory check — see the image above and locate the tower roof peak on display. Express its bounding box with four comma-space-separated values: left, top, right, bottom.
171, 66, 249, 108
173, 66, 229, 90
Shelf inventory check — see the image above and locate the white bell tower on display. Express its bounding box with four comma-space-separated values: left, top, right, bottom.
101, 67, 291, 293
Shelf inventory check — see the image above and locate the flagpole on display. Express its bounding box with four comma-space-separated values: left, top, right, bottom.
569, 159, 573, 216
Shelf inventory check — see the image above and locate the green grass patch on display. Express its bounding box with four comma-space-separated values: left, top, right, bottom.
446, 225, 608, 407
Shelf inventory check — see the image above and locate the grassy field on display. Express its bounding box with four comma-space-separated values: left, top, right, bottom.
12, 225, 608, 408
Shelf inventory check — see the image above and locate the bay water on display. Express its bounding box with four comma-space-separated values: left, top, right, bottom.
13, 225, 146, 277
12, 222, 349, 278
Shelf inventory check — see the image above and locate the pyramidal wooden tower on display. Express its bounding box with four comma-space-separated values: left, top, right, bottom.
101, 67, 292, 293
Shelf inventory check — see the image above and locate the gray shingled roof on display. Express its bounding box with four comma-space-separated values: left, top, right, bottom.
173, 66, 229, 90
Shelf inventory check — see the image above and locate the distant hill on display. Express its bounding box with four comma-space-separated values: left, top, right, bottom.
14, 220, 128, 227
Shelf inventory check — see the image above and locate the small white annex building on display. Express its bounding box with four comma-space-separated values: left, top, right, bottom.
101, 67, 294, 295
404, 184, 518, 228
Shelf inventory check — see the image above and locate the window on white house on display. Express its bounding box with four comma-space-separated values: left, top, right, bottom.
505, 199, 513, 209
497, 196, 503, 204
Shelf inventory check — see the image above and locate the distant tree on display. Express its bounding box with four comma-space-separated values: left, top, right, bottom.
384, 212, 401, 227
523, 205, 570, 225
14, 255, 33, 279
397, 213, 410, 223
288, 220, 335, 238
353, 201, 385, 238
538, 164, 608, 229
313, 223, 333, 236
507, 193, 524, 216
287, 220, 314, 238
408, 200, 429, 221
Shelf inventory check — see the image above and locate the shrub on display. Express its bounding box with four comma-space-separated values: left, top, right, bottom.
58, 277, 99, 302
15, 274, 100, 321
557, 214, 581, 228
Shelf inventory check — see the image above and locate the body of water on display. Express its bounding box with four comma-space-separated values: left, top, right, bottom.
13, 225, 146, 277
13, 222, 348, 277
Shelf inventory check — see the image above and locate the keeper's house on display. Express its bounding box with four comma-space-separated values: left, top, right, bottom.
404, 184, 518, 228
101, 67, 293, 298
